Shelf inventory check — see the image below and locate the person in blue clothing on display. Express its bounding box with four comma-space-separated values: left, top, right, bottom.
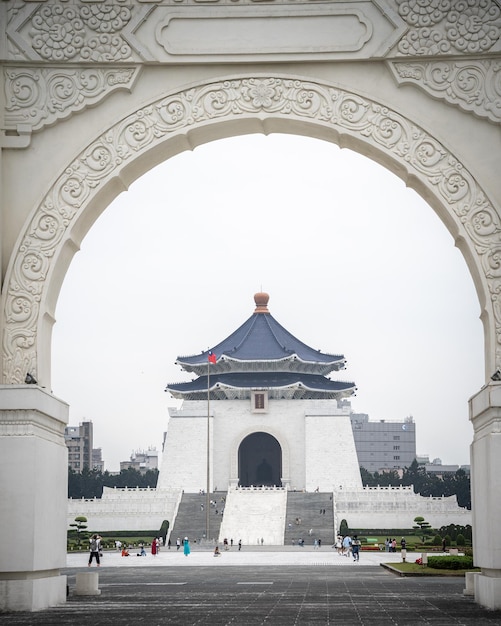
342, 534, 352, 557
352, 535, 361, 562
183, 537, 190, 556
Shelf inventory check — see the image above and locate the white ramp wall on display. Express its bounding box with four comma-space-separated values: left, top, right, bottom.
67, 487, 182, 532
218, 488, 287, 546
335, 486, 472, 529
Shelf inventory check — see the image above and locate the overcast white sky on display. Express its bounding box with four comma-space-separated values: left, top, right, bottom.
51, 134, 484, 472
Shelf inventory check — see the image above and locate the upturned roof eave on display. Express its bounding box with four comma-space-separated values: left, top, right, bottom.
176, 353, 346, 372
165, 380, 357, 395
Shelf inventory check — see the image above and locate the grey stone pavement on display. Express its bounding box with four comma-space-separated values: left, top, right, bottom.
2, 548, 501, 625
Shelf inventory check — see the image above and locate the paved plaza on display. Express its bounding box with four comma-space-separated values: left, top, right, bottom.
2, 548, 501, 625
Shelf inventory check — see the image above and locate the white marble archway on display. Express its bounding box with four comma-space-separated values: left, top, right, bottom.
1, 0, 501, 612
2, 71, 501, 611
2, 75, 498, 388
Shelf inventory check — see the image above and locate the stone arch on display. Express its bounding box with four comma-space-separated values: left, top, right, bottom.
2, 73, 498, 388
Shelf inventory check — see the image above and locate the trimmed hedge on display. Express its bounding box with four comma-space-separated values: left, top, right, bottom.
427, 555, 474, 570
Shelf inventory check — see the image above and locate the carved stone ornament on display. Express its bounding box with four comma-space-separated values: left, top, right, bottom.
3, 76, 501, 383
395, 0, 501, 56
389, 59, 501, 124
5, 0, 404, 63
4, 0, 501, 62
4, 66, 142, 133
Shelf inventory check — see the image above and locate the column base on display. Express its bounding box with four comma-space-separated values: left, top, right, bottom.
475, 571, 501, 610
0, 573, 67, 612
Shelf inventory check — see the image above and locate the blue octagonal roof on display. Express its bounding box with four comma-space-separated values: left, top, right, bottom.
176, 292, 347, 376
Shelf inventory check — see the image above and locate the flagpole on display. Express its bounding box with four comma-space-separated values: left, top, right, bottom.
206, 356, 210, 543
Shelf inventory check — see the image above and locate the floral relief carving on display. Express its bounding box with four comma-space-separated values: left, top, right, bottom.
31, 5, 86, 61
5, 67, 141, 133
396, 0, 501, 55
390, 60, 501, 124
28, 3, 133, 62
3, 76, 501, 382
397, 0, 452, 27
445, 0, 501, 53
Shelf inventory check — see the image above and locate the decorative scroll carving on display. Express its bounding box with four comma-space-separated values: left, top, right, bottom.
395, 0, 501, 56
4, 67, 141, 133
389, 59, 501, 124
3, 76, 501, 383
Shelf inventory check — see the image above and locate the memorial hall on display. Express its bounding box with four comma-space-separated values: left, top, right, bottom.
69, 293, 471, 544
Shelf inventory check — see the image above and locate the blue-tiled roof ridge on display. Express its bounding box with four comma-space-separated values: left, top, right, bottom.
177, 312, 346, 375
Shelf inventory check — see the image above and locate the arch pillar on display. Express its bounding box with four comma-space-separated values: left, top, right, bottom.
0, 387, 68, 611
469, 384, 501, 610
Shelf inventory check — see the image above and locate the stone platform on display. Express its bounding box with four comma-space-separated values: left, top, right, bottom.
1, 549, 501, 624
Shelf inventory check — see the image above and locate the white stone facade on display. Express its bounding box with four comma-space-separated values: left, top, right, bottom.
66, 374, 471, 541
157, 399, 363, 493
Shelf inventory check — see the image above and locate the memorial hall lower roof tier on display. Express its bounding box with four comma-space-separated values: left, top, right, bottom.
165, 371, 356, 401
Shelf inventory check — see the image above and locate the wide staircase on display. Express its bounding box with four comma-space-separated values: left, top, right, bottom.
284, 492, 336, 547
168, 492, 226, 545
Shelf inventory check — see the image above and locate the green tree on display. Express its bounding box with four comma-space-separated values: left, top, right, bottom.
68, 467, 159, 499
68, 515, 88, 549
360, 467, 375, 486
360, 463, 471, 510
413, 516, 432, 541
159, 520, 170, 545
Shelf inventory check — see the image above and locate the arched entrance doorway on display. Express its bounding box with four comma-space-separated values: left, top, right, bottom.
238, 432, 282, 487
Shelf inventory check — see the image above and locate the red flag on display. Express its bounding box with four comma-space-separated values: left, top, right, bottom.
208, 351, 216, 364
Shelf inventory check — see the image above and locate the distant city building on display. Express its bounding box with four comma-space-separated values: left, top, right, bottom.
419, 457, 470, 478
92, 447, 104, 473
65, 421, 93, 471
120, 448, 158, 474
348, 406, 416, 473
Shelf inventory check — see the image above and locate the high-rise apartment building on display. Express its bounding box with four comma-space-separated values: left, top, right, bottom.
65, 421, 93, 471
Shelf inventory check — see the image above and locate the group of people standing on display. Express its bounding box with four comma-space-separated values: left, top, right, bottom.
333, 534, 362, 561
385, 538, 401, 552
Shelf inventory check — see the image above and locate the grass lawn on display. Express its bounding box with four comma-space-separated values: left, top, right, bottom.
384, 562, 480, 577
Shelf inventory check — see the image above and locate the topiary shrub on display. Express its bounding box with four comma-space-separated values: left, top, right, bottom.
432, 535, 442, 545
427, 555, 474, 570
456, 533, 466, 546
